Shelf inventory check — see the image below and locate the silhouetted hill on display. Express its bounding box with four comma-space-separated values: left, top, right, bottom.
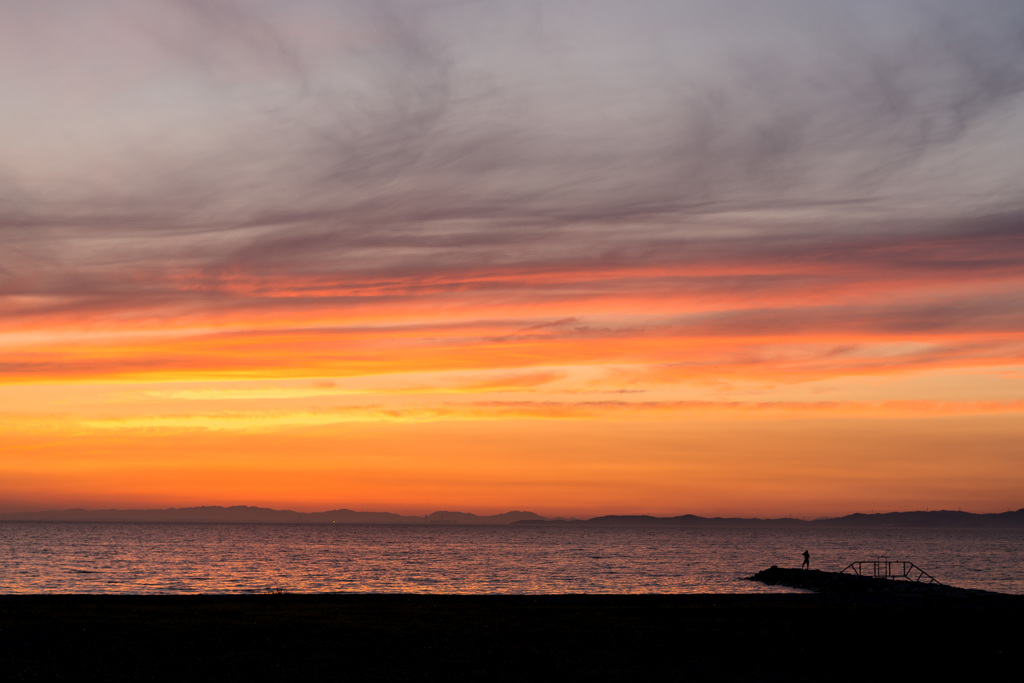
583, 514, 808, 528
0, 506, 545, 525
515, 514, 807, 527
816, 508, 1024, 528
0, 506, 313, 524
513, 508, 1024, 528
2, 506, 1022, 527
425, 510, 545, 524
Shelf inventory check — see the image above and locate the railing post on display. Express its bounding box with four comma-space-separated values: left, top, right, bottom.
838, 559, 940, 585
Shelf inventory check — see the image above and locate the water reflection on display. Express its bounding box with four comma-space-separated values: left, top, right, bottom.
1, 522, 1021, 595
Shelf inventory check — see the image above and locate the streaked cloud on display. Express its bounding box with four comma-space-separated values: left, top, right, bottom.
2, 0, 1024, 515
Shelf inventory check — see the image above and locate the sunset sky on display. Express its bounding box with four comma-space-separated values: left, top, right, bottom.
3, 0, 1024, 518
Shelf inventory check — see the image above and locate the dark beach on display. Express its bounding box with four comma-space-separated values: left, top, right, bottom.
2, 590, 1020, 682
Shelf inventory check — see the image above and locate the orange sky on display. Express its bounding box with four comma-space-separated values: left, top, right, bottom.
2, 1, 1024, 518
4, 241, 1023, 517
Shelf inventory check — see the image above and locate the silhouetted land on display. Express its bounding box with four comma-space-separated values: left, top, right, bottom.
0, 506, 545, 525
749, 565, 1024, 601
3, 505, 1024, 526
522, 508, 1024, 528
1, 590, 1019, 681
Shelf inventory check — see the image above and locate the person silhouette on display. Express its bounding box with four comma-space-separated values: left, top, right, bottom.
802, 550, 810, 570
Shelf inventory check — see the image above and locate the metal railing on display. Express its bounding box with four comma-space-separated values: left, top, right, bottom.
840, 557, 939, 584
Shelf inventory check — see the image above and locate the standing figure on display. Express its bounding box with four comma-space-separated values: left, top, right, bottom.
802, 550, 810, 570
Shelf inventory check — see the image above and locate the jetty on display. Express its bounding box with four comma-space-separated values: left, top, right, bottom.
749, 560, 1018, 602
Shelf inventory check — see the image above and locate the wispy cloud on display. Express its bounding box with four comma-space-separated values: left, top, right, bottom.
3, 1, 1024, 514
4, 1, 1023, 271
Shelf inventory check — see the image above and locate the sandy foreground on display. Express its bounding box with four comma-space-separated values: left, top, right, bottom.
1, 592, 1020, 681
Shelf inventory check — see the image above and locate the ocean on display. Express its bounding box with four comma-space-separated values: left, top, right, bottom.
2, 522, 1021, 595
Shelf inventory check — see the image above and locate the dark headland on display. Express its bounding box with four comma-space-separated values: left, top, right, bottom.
3, 583, 1019, 682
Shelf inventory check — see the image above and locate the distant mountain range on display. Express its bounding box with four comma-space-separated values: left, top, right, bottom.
0, 506, 545, 525
517, 508, 1024, 528
2, 506, 1023, 527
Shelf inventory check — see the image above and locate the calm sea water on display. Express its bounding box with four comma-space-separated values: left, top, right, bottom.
1, 522, 1021, 595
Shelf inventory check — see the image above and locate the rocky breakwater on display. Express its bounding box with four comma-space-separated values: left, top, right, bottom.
749, 565, 1023, 606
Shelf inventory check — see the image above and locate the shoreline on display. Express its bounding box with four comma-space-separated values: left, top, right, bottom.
2, 592, 1018, 681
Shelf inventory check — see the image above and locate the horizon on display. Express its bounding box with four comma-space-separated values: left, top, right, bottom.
4, 501, 1021, 523
3, 1, 1024, 517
